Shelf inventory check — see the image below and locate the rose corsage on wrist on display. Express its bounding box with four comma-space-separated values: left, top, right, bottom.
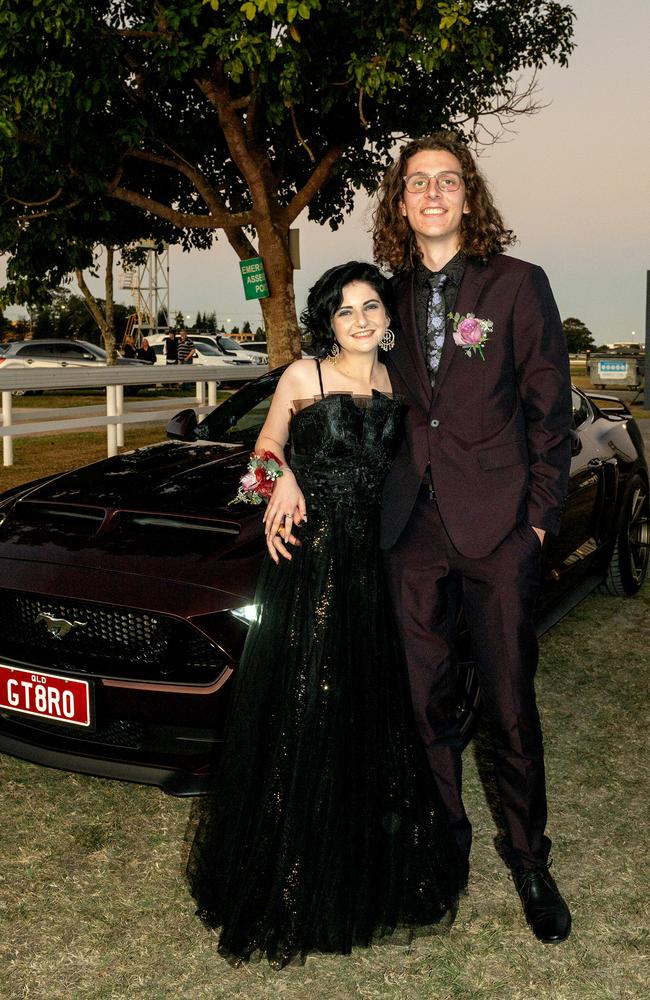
230, 450, 284, 505
449, 312, 493, 360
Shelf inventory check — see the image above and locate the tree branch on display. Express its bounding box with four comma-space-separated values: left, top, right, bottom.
124, 146, 231, 219
224, 226, 257, 261
284, 146, 344, 225
195, 66, 276, 218
7, 188, 64, 208
75, 267, 107, 332
289, 108, 315, 163
453, 73, 548, 145
106, 182, 252, 230
16, 199, 84, 222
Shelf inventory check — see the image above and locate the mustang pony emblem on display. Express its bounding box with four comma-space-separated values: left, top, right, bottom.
35, 612, 88, 640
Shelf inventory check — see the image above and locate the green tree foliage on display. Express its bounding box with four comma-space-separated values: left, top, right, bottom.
0, 0, 575, 365
563, 316, 595, 354
27, 293, 132, 346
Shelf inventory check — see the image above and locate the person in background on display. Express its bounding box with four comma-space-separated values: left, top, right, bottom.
136, 337, 157, 364
178, 329, 197, 365
121, 334, 136, 358
164, 329, 179, 364
372, 131, 573, 944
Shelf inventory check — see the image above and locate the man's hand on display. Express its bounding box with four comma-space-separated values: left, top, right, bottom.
531, 525, 546, 545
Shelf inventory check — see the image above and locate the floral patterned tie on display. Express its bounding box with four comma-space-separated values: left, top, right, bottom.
425, 272, 448, 385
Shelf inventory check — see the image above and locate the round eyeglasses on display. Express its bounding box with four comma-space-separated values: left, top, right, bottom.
403, 171, 464, 194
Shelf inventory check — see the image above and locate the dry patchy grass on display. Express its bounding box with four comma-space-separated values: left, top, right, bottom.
0, 584, 648, 999
0, 427, 167, 493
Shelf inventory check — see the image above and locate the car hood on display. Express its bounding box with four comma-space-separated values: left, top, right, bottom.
12, 440, 247, 513
0, 442, 263, 609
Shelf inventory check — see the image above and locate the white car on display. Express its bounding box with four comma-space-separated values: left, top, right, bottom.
0, 338, 149, 370
0, 338, 149, 394
150, 342, 244, 367
214, 335, 267, 365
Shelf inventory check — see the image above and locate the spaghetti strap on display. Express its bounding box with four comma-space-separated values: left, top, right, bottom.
316, 358, 325, 399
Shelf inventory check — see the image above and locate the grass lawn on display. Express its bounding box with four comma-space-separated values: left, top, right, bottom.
0, 390, 648, 998
0, 389, 231, 492
11, 387, 199, 408
0, 426, 169, 493
0, 582, 648, 999
572, 376, 650, 420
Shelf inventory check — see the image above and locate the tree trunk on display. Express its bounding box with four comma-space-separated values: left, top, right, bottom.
74, 245, 118, 363
256, 221, 302, 368
103, 246, 117, 364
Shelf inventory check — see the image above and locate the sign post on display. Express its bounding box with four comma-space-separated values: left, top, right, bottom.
239, 257, 270, 301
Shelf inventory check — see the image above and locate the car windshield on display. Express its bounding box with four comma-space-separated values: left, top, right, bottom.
218, 337, 241, 351
195, 370, 282, 449
196, 343, 222, 356
84, 344, 106, 359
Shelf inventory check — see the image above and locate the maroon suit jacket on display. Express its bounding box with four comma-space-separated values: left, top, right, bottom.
381, 254, 572, 558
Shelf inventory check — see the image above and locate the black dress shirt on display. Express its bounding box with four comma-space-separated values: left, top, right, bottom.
413, 252, 467, 355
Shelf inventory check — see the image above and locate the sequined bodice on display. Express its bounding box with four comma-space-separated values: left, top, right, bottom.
290, 393, 404, 509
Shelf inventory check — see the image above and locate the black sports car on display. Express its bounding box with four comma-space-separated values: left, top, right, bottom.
0, 370, 647, 793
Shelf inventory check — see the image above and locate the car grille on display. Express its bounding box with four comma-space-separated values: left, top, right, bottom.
0, 591, 228, 683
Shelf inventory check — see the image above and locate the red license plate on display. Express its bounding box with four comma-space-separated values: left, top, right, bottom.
0, 663, 92, 728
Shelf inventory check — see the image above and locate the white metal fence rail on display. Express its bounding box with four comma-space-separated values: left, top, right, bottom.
0, 364, 267, 468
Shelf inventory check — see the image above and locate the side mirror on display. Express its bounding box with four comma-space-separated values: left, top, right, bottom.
166, 408, 198, 440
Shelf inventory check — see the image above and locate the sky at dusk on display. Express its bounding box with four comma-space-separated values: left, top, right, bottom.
4, 0, 649, 346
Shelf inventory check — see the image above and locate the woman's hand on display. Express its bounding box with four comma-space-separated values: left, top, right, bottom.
263, 468, 307, 563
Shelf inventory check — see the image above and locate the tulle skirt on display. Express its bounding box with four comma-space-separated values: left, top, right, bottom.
186, 501, 460, 967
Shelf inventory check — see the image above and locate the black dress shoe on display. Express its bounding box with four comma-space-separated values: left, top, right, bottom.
513, 865, 572, 943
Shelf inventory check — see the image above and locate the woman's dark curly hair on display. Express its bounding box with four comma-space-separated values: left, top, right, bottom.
372, 131, 516, 272
300, 261, 395, 358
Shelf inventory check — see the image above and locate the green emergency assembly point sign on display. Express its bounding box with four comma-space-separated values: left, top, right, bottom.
240, 257, 269, 301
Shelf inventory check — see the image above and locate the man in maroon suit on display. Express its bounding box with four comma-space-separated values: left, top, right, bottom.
373, 132, 572, 943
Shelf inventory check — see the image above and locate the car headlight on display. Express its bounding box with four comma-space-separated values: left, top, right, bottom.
230, 604, 260, 625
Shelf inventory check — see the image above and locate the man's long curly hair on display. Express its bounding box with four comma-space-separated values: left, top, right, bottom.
372, 132, 516, 273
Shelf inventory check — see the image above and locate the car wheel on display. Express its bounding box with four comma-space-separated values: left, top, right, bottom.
604, 474, 650, 596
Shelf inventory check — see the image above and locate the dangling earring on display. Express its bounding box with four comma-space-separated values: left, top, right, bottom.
328, 341, 340, 364
379, 327, 395, 351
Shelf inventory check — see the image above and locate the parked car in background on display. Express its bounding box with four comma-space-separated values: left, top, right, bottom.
149, 341, 245, 368
238, 341, 269, 364
0, 339, 151, 395
0, 338, 150, 370
0, 372, 647, 794
214, 335, 266, 365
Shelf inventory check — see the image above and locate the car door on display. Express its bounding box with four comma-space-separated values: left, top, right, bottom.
55, 343, 101, 366
14, 343, 60, 369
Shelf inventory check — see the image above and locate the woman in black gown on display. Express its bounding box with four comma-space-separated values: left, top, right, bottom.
187, 262, 460, 968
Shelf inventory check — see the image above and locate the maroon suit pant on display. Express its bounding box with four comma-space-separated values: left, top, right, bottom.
385, 491, 552, 871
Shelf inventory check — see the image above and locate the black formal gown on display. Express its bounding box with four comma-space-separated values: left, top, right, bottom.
186, 384, 460, 967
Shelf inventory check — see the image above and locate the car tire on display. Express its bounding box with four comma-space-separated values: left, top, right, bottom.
603, 473, 650, 596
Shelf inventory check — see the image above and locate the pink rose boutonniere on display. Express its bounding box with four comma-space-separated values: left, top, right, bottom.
449, 312, 494, 361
